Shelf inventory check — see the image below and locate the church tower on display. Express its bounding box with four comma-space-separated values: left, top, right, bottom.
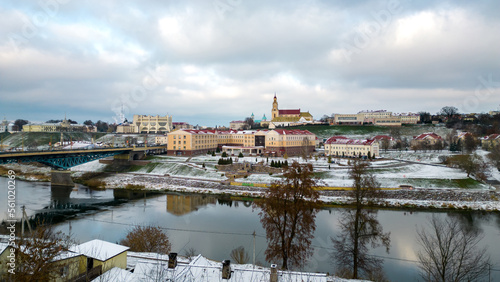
271, 93, 279, 119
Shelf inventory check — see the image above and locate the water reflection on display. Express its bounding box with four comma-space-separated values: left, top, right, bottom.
2, 178, 500, 281
166, 194, 217, 216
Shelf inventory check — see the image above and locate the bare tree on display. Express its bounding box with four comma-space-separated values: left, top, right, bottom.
184, 247, 197, 259
439, 106, 459, 118
331, 160, 390, 280
380, 139, 390, 152
463, 134, 477, 153
416, 215, 491, 282
10, 223, 73, 281
446, 153, 489, 181
255, 162, 320, 270
120, 225, 171, 254
230, 246, 250, 264
488, 144, 500, 171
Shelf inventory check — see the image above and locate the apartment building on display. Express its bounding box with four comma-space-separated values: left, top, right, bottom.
324, 136, 379, 158
263, 129, 316, 157
167, 129, 218, 156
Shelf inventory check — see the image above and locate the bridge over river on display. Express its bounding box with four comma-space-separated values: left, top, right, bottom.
0, 145, 167, 185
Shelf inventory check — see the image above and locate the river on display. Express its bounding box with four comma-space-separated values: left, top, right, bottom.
1, 177, 500, 281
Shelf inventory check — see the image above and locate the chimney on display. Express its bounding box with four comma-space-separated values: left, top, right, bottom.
222, 260, 231, 279
168, 253, 177, 269
270, 264, 278, 282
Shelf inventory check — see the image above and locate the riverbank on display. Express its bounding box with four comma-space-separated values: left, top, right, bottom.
1, 162, 499, 211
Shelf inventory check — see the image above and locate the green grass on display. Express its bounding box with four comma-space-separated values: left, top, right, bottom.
399, 178, 484, 189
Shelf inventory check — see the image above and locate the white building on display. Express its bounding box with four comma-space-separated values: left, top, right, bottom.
324, 136, 379, 157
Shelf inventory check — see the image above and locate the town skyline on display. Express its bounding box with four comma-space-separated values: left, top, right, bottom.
1, 0, 499, 126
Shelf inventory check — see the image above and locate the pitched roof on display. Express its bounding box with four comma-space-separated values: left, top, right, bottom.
279, 109, 300, 115
272, 129, 315, 135
325, 136, 376, 145
484, 134, 500, 140
70, 239, 129, 261
373, 135, 394, 140
414, 132, 442, 140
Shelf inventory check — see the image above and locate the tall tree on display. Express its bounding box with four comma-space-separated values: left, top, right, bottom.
331, 160, 390, 279
416, 215, 490, 282
14, 119, 29, 131
244, 117, 255, 129
418, 111, 431, 124
255, 162, 320, 269
95, 120, 109, 132
439, 106, 459, 118
120, 225, 171, 254
462, 134, 477, 153
83, 120, 94, 126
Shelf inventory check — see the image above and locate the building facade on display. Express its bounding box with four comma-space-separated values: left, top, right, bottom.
324, 136, 379, 158
263, 129, 316, 157
410, 132, 443, 148
334, 110, 420, 126
167, 129, 218, 156
133, 115, 172, 133
270, 94, 313, 127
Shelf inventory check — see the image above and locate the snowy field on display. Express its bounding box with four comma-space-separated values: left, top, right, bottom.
69, 148, 494, 190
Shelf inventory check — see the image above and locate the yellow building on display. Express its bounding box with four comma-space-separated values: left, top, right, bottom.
373, 117, 402, 126
482, 134, 500, 150
324, 136, 379, 158
167, 129, 218, 156
155, 135, 169, 145
133, 114, 172, 133
166, 194, 217, 216
263, 129, 316, 157
70, 239, 129, 274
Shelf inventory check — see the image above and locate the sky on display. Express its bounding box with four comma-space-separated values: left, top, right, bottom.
1, 0, 499, 127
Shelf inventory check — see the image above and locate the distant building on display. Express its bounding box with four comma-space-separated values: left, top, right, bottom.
410, 132, 443, 148
269, 94, 313, 127
482, 134, 500, 150
0, 118, 8, 133
133, 115, 172, 133
172, 122, 193, 130
22, 117, 95, 132
155, 135, 168, 145
324, 136, 379, 158
229, 120, 247, 130
334, 110, 420, 126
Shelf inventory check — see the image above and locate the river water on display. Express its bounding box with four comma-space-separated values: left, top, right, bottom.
1, 177, 500, 281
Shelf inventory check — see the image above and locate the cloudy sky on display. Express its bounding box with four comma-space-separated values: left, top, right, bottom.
1, 0, 499, 126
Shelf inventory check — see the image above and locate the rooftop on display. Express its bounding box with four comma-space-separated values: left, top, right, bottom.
69, 239, 129, 261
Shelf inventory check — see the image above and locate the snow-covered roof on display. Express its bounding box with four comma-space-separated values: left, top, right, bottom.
372, 135, 393, 141
483, 134, 500, 140
70, 239, 129, 261
125, 254, 339, 282
52, 250, 82, 262
0, 243, 9, 254
271, 129, 315, 135
92, 267, 135, 282
325, 136, 376, 145
414, 132, 442, 140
